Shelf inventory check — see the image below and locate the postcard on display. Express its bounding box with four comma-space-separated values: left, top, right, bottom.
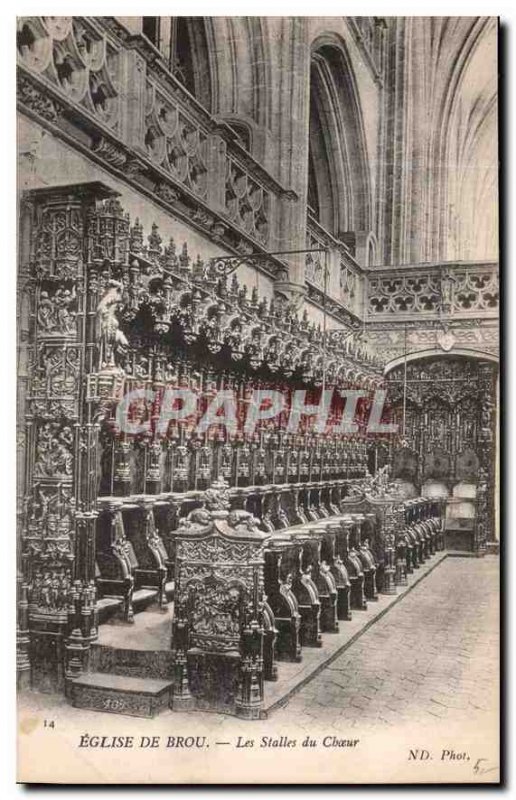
16, 14, 500, 784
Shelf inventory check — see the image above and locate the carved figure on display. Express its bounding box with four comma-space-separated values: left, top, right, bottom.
204, 478, 230, 511
440, 268, 457, 313
228, 509, 262, 535
37, 291, 55, 331
95, 280, 129, 369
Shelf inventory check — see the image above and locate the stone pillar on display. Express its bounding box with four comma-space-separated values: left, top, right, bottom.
268, 17, 310, 288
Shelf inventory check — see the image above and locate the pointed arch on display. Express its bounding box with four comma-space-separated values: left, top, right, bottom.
308, 34, 372, 238
174, 17, 214, 112
383, 347, 499, 376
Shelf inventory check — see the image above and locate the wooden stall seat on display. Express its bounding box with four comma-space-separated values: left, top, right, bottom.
164, 479, 445, 718
263, 541, 302, 662
295, 529, 339, 634
280, 538, 322, 648
95, 499, 176, 622
95, 506, 135, 623
321, 521, 352, 621
262, 600, 279, 681
121, 504, 168, 612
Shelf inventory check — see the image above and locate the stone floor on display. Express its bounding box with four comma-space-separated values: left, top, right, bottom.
18, 556, 500, 783
271, 555, 499, 730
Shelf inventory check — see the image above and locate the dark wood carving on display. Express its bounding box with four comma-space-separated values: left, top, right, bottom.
171, 479, 270, 719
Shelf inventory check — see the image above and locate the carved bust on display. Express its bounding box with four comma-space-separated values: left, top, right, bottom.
204, 478, 231, 511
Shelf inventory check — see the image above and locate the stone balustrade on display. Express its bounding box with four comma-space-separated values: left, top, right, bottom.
16, 16, 295, 270
366, 261, 499, 320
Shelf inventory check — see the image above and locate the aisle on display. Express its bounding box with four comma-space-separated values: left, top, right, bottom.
273, 556, 499, 729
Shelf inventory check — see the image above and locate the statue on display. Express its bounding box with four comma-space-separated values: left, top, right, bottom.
95, 280, 129, 369
37, 291, 55, 331
204, 478, 231, 512
183, 507, 212, 529
228, 509, 263, 535
440, 268, 456, 314
374, 464, 391, 491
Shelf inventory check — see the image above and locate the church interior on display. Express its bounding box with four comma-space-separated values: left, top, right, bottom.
16, 16, 499, 720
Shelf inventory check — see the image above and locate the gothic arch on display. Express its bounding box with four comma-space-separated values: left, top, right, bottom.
207, 18, 271, 160
365, 231, 379, 266
208, 17, 236, 115
308, 34, 372, 237
210, 19, 270, 123
222, 116, 254, 151
173, 17, 216, 112
383, 347, 499, 376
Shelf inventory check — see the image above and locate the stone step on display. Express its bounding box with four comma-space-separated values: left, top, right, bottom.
70, 672, 173, 718
92, 604, 174, 679
90, 643, 174, 680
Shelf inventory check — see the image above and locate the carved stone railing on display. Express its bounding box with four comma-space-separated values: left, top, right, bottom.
17, 17, 122, 131
340, 254, 363, 318
305, 219, 329, 291
143, 70, 279, 249
365, 261, 499, 321
17, 18, 382, 331
305, 215, 366, 325
16, 16, 294, 269
224, 154, 273, 248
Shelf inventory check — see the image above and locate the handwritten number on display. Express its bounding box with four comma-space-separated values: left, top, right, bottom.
473, 758, 497, 776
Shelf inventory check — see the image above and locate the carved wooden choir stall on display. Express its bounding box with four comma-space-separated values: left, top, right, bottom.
17, 183, 492, 719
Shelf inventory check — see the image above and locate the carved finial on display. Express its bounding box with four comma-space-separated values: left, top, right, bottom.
104, 197, 124, 218
161, 236, 177, 270
193, 254, 204, 282
147, 222, 162, 261
180, 242, 190, 272
230, 274, 239, 295
95, 280, 129, 370
216, 276, 227, 298
130, 218, 144, 254
257, 297, 268, 319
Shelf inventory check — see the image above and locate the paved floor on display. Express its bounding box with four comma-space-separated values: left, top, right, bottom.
19, 556, 499, 734
18, 556, 500, 783
272, 555, 499, 730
